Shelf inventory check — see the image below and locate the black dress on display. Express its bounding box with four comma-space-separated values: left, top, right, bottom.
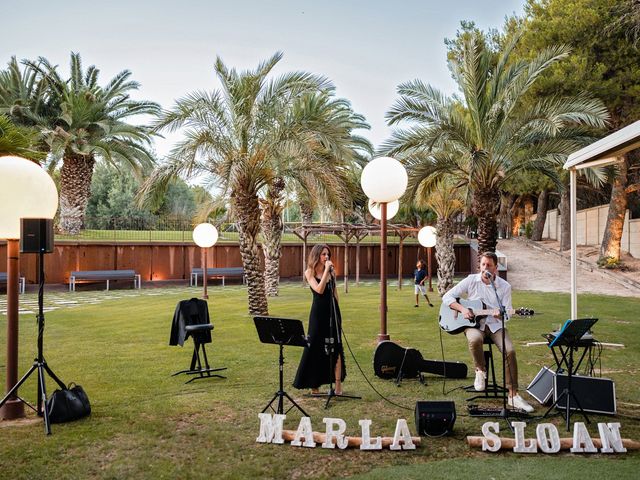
293, 277, 346, 389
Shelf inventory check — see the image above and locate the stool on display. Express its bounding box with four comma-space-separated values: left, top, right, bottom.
465, 337, 507, 401
172, 324, 227, 383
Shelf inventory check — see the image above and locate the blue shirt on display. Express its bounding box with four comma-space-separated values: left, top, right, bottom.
414, 268, 427, 285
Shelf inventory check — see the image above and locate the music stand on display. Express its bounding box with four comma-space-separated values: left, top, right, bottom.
254, 316, 309, 417
544, 318, 598, 431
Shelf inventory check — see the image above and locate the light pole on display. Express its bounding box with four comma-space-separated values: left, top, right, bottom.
418, 226, 437, 293
193, 223, 218, 300
361, 157, 407, 342
0, 156, 58, 420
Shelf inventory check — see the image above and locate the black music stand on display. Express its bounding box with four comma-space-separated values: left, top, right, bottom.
254, 316, 309, 417
544, 318, 598, 431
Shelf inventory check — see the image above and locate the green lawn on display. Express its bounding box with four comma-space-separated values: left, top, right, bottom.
1, 283, 639, 479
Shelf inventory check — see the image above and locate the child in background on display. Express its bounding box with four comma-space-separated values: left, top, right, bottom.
414, 260, 433, 307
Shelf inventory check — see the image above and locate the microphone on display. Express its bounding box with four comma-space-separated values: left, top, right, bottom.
483, 271, 493, 280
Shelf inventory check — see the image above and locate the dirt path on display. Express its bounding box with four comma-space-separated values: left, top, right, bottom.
495, 238, 640, 298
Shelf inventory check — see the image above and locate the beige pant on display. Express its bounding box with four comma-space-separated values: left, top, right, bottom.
464, 327, 518, 392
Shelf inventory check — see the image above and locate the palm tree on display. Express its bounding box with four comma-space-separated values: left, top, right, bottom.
27, 53, 159, 234
260, 93, 371, 296
418, 177, 464, 294
140, 53, 336, 315
0, 115, 43, 160
383, 34, 609, 255
0, 57, 55, 154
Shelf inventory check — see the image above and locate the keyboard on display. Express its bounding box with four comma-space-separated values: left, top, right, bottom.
467, 404, 529, 418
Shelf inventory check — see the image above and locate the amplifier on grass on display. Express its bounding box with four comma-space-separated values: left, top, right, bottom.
415, 401, 456, 437
553, 373, 616, 415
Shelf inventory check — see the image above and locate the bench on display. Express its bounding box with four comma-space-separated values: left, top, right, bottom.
190, 267, 245, 287
69, 270, 141, 292
0, 272, 26, 294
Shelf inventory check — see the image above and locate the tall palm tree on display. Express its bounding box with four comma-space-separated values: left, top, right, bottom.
383, 34, 609, 254
418, 177, 464, 294
27, 53, 159, 234
140, 53, 335, 315
260, 93, 371, 296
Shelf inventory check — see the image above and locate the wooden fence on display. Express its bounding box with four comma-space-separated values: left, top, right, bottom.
0, 241, 473, 286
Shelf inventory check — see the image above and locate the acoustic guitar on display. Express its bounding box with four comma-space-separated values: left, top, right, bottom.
373, 340, 468, 380
438, 298, 534, 335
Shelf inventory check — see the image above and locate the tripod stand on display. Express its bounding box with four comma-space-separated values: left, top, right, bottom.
318, 274, 360, 409
0, 248, 66, 435
543, 318, 597, 431
254, 316, 309, 417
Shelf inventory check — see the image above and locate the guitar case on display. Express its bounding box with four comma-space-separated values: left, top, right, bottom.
373, 341, 468, 380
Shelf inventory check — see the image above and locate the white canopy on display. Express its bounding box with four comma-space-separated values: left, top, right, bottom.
563, 120, 640, 318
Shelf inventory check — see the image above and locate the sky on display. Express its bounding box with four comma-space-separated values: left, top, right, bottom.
1, 0, 526, 157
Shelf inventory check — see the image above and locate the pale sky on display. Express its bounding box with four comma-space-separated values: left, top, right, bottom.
2, 0, 525, 157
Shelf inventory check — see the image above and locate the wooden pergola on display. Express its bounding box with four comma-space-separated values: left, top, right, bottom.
292, 223, 421, 292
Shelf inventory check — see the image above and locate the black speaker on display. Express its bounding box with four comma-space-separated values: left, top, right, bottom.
554, 374, 616, 415
526, 366, 556, 405
415, 401, 456, 436
20, 218, 54, 253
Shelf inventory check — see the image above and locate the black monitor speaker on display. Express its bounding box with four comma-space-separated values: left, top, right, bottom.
415, 401, 456, 436
20, 218, 54, 253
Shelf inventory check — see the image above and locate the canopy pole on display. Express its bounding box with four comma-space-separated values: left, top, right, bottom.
570, 169, 578, 319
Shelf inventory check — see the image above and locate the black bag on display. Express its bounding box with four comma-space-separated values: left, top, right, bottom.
46, 383, 91, 424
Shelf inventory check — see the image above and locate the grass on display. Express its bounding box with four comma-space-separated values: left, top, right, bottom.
1, 282, 639, 479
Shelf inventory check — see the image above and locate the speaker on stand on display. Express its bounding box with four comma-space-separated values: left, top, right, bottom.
0, 218, 66, 435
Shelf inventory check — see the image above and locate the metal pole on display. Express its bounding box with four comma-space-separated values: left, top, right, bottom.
0, 239, 25, 419
202, 247, 209, 300
378, 203, 389, 342
427, 246, 433, 292
570, 169, 577, 319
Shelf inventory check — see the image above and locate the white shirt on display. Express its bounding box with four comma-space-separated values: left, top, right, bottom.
441, 273, 513, 333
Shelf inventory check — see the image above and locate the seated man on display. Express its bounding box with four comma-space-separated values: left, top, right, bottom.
442, 251, 533, 413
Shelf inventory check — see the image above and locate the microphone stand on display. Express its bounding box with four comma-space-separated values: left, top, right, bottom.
487, 272, 525, 432
322, 269, 360, 409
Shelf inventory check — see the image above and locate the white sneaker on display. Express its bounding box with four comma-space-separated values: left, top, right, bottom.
474, 369, 487, 391
508, 394, 534, 413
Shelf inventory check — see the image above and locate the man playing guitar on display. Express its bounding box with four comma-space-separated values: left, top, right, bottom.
441, 251, 534, 413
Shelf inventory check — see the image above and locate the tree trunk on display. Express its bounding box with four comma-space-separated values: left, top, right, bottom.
473, 190, 500, 255
531, 189, 549, 241
600, 156, 628, 261
300, 200, 314, 225
261, 179, 285, 297
497, 193, 515, 240
435, 216, 456, 295
559, 186, 570, 251
233, 189, 269, 316
59, 154, 95, 235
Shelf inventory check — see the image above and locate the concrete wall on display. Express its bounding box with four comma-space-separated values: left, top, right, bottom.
544, 205, 638, 257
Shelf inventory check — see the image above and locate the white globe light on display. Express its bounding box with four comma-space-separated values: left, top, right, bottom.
0, 156, 59, 239
360, 156, 408, 203
368, 199, 399, 221
418, 226, 437, 248
193, 223, 219, 248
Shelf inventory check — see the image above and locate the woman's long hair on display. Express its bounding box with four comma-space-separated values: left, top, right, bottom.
307, 244, 331, 272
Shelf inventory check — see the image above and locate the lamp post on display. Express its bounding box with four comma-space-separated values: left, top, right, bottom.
0, 156, 58, 420
367, 199, 399, 221
361, 157, 407, 342
418, 226, 437, 293
193, 223, 218, 300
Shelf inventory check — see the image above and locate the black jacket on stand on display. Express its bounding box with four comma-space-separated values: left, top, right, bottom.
169, 298, 212, 346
